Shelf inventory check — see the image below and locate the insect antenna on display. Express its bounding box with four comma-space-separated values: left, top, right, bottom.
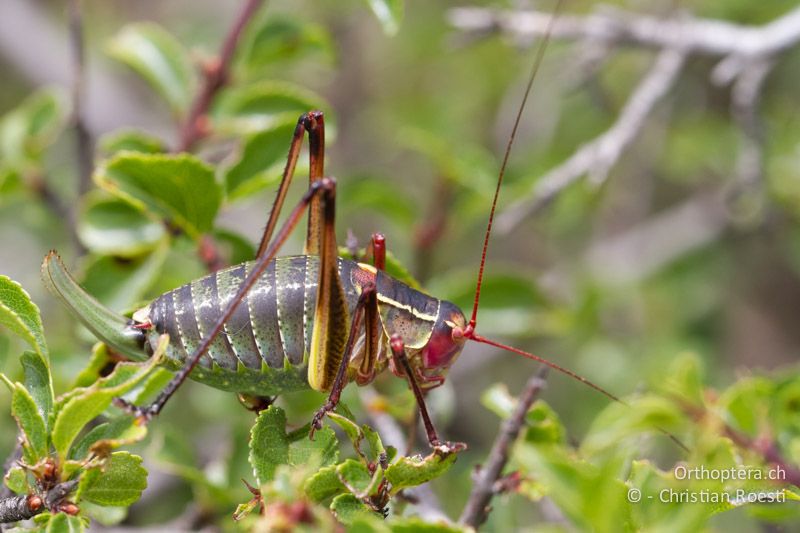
458, 3, 691, 454
467, 332, 622, 404
467, 0, 564, 333
457, 0, 625, 404
459, 0, 627, 408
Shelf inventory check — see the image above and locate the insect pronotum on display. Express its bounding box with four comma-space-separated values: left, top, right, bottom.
43, 0, 626, 450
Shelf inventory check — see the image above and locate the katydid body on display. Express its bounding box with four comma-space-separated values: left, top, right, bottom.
130, 255, 463, 397
45, 15, 628, 449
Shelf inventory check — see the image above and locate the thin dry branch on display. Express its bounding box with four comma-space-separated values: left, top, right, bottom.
497, 48, 685, 234
459, 367, 548, 528
177, 0, 264, 152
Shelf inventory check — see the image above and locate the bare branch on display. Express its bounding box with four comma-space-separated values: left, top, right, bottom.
459, 367, 548, 529
449, 5, 800, 60
0, 479, 79, 525
177, 0, 265, 152
497, 48, 685, 233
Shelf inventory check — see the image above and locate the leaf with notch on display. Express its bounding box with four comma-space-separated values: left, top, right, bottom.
385, 448, 458, 494
45, 512, 86, 533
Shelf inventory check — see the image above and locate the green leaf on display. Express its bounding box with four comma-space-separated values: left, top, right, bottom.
213, 81, 326, 135
0, 88, 69, 169
658, 351, 705, 406
79, 240, 169, 312
222, 122, 296, 200
249, 406, 290, 484
249, 406, 340, 484
95, 152, 221, 238
239, 16, 333, 73
336, 459, 373, 494
98, 129, 167, 156
71, 343, 114, 389
80, 452, 148, 506
233, 497, 261, 521
45, 513, 86, 533
8, 381, 49, 462
330, 493, 373, 525
581, 395, 684, 455
51, 344, 164, 461
305, 465, 346, 502
78, 193, 166, 257
107, 23, 195, 114
68, 415, 147, 461
80, 503, 128, 526
364, 0, 404, 36
338, 178, 417, 228
327, 412, 366, 459
385, 447, 458, 494
288, 426, 338, 467
4, 466, 28, 494
212, 229, 256, 266
390, 520, 468, 532
0, 275, 48, 359
21, 350, 54, 429
514, 445, 630, 531
481, 387, 564, 444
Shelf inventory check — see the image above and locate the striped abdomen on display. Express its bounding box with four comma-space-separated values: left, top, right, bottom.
138, 256, 363, 395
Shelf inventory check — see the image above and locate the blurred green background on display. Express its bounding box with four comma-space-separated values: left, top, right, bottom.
1, 0, 800, 530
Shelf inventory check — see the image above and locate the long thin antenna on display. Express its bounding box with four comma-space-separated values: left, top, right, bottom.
469, 0, 565, 331
468, 333, 690, 452
470, 333, 622, 404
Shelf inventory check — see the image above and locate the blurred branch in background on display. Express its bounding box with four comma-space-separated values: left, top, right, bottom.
450, 5, 800, 233
449, 5, 800, 60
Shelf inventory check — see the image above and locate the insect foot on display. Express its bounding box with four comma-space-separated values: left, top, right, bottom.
309, 401, 336, 440
432, 441, 468, 454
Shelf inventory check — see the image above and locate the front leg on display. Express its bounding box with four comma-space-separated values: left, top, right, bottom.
388, 335, 467, 452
